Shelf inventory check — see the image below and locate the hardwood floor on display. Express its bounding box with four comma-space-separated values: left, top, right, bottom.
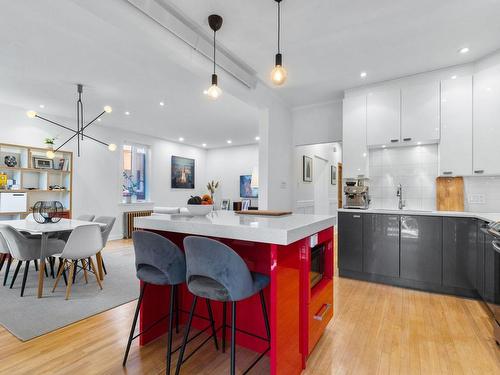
0, 239, 498, 375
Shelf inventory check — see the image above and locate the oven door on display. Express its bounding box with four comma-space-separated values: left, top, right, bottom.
310, 244, 325, 289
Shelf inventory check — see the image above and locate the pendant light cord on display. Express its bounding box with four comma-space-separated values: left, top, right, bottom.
213, 30, 216, 75
277, 1, 281, 54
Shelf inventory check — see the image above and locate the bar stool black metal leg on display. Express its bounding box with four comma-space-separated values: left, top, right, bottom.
206, 299, 219, 351
10, 261, 22, 289
123, 283, 147, 367
20, 260, 30, 297
175, 296, 198, 375
230, 301, 237, 375
222, 301, 227, 353
259, 290, 271, 341
166, 284, 175, 375
3, 257, 12, 286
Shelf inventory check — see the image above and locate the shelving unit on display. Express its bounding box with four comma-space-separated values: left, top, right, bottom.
0, 143, 72, 219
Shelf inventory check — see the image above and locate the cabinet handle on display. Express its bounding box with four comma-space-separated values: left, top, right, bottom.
442, 171, 453, 175
474, 170, 484, 174
314, 303, 332, 321
403, 137, 412, 141
390, 139, 399, 143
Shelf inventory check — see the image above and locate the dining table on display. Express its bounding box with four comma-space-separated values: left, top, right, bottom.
4, 218, 106, 298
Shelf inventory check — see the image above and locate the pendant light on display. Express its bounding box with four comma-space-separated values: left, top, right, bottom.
271, 0, 287, 85
205, 14, 223, 100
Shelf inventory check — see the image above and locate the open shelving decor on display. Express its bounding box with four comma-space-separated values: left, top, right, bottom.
0, 142, 72, 219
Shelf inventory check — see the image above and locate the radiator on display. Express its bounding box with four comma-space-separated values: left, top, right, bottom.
124, 210, 153, 238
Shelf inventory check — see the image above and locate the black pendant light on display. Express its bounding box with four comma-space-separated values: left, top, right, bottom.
205, 14, 223, 100
271, 0, 287, 85
27, 84, 116, 158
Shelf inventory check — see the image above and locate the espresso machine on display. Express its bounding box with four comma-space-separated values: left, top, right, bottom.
343, 178, 370, 209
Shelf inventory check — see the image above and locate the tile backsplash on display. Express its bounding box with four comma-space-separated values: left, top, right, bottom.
464, 176, 500, 212
369, 145, 438, 210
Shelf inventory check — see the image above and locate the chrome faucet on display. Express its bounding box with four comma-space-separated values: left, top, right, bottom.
397, 183, 405, 210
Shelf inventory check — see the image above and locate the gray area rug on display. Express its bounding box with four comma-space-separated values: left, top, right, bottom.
0, 250, 139, 341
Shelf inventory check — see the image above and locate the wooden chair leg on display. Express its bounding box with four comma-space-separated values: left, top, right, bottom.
53, 259, 66, 292
65, 261, 75, 300
81, 259, 89, 284
96, 251, 104, 281
88, 257, 103, 290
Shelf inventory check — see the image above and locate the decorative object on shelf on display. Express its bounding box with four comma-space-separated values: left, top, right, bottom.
303, 156, 313, 182
240, 175, 259, 198
204, 14, 223, 100
32, 201, 64, 223
171, 156, 195, 189
331, 165, 337, 185
55, 158, 68, 171
48, 185, 66, 191
271, 0, 287, 85
4, 155, 17, 167
0, 173, 7, 189
26, 84, 116, 158
241, 199, 251, 211
33, 157, 54, 169
206, 180, 219, 200
221, 199, 231, 210
122, 171, 143, 203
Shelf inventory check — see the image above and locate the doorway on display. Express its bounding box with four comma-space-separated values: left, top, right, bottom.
313, 156, 329, 215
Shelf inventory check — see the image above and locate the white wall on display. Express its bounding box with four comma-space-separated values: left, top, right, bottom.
293, 142, 342, 215
292, 101, 342, 146
205, 144, 259, 207
0, 103, 208, 239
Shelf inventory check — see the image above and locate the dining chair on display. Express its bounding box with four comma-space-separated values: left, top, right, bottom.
0, 232, 12, 286
52, 224, 104, 300
0, 225, 65, 297
92, 216, 116, 277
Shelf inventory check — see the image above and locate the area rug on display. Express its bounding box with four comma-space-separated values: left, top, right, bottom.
0, 250, 139, 341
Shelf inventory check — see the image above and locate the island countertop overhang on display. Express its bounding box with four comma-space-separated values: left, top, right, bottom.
134, 211, 335, 245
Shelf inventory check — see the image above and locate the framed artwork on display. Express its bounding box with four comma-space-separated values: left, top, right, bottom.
33, 157, 54, 169
303, 156, 312, 182
171, 156, 195, 189
240, 175, 258, 198
331, 165, 337, 185
221, 199, 231, 210
241, 199, 251, 211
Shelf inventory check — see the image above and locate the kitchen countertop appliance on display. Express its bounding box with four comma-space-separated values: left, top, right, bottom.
343, 178, 370, 209
481, 221, 500, 345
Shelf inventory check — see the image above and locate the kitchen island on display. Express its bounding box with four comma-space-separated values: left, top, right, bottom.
134, 211, 335, 375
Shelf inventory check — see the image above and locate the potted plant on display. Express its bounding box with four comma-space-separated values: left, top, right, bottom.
123, 172, 143, 203
44, 137, 57, 150
207, 180, 219, 200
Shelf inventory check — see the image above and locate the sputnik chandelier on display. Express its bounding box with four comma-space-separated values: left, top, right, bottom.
27, 84, 116, 158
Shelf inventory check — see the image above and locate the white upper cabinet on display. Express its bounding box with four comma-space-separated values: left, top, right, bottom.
401, 82, 440, 143
439, 76, 473, 176
366, 89, 401, 147
343, 95, 369, 178
473, 66, 500, 176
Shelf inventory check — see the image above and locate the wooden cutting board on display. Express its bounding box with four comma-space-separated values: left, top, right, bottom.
234, 210, 292, 216
436, 176, 464, 211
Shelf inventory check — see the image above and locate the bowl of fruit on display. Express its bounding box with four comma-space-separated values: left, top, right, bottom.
186, 195, 213, 216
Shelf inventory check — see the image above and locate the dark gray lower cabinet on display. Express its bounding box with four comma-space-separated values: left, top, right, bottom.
338, 212, 363, 272
476, 221, 486, 297
363, 214, 400, 277
400, 215, 442, 284
443, 217, 477, 290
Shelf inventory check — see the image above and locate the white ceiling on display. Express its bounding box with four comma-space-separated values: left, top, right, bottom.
169, 0, 500, 106
0, 0, 260, 149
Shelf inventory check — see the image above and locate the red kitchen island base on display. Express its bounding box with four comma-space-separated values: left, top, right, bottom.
137, 227, 334, 375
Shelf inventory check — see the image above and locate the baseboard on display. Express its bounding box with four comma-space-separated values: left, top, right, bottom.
109, 234, 125, 241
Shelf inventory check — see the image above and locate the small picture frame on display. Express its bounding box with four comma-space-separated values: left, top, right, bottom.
241, 199, 251, 211
303, 156, 313, 182
221, 199, 231, 210
55, 158, 66, 171
331, 165, 337, 185
33, 157, 54, 169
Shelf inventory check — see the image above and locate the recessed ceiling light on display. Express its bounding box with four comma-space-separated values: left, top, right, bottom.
360, 71, 367, 78
97, 118, 102, 122
179, 137, 184, 142
125, 111, 130, 115
255, 136, 260, 141
451, 75, 457, 80
226, 140, 232, 144
159, 101, 165, 106
459, 47, 469, 54
417, 142, 422, 145
39, 104, 45, 109
382, 145, 386, 148
202, 143, 207, 147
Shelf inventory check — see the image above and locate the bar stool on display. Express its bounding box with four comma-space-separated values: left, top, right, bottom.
124, 231, 219, 374
176, 236, 271, 375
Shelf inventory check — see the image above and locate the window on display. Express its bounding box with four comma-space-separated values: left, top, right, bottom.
122, 144, 149, 202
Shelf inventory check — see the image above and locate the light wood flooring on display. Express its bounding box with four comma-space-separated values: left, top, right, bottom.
0, 239, 498, 375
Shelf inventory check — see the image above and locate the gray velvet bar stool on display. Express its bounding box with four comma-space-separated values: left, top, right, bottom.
176, 236, 271, 375
124, 231, 219, 374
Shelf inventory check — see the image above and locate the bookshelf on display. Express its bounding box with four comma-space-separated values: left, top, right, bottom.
0, 143, 73, 219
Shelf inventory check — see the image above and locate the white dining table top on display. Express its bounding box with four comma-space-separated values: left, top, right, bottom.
2, 219, 106, 234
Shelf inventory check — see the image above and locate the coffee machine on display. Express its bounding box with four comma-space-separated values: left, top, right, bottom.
343, 178, 370, 209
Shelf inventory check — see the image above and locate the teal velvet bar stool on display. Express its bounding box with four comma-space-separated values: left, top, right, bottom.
176, 236, 271, 375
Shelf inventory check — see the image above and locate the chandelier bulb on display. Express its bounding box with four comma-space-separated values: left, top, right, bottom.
26, 110, 37, 118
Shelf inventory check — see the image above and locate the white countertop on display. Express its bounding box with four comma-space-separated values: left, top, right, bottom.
338, 208, 500, 223
134, 211, 335, 245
